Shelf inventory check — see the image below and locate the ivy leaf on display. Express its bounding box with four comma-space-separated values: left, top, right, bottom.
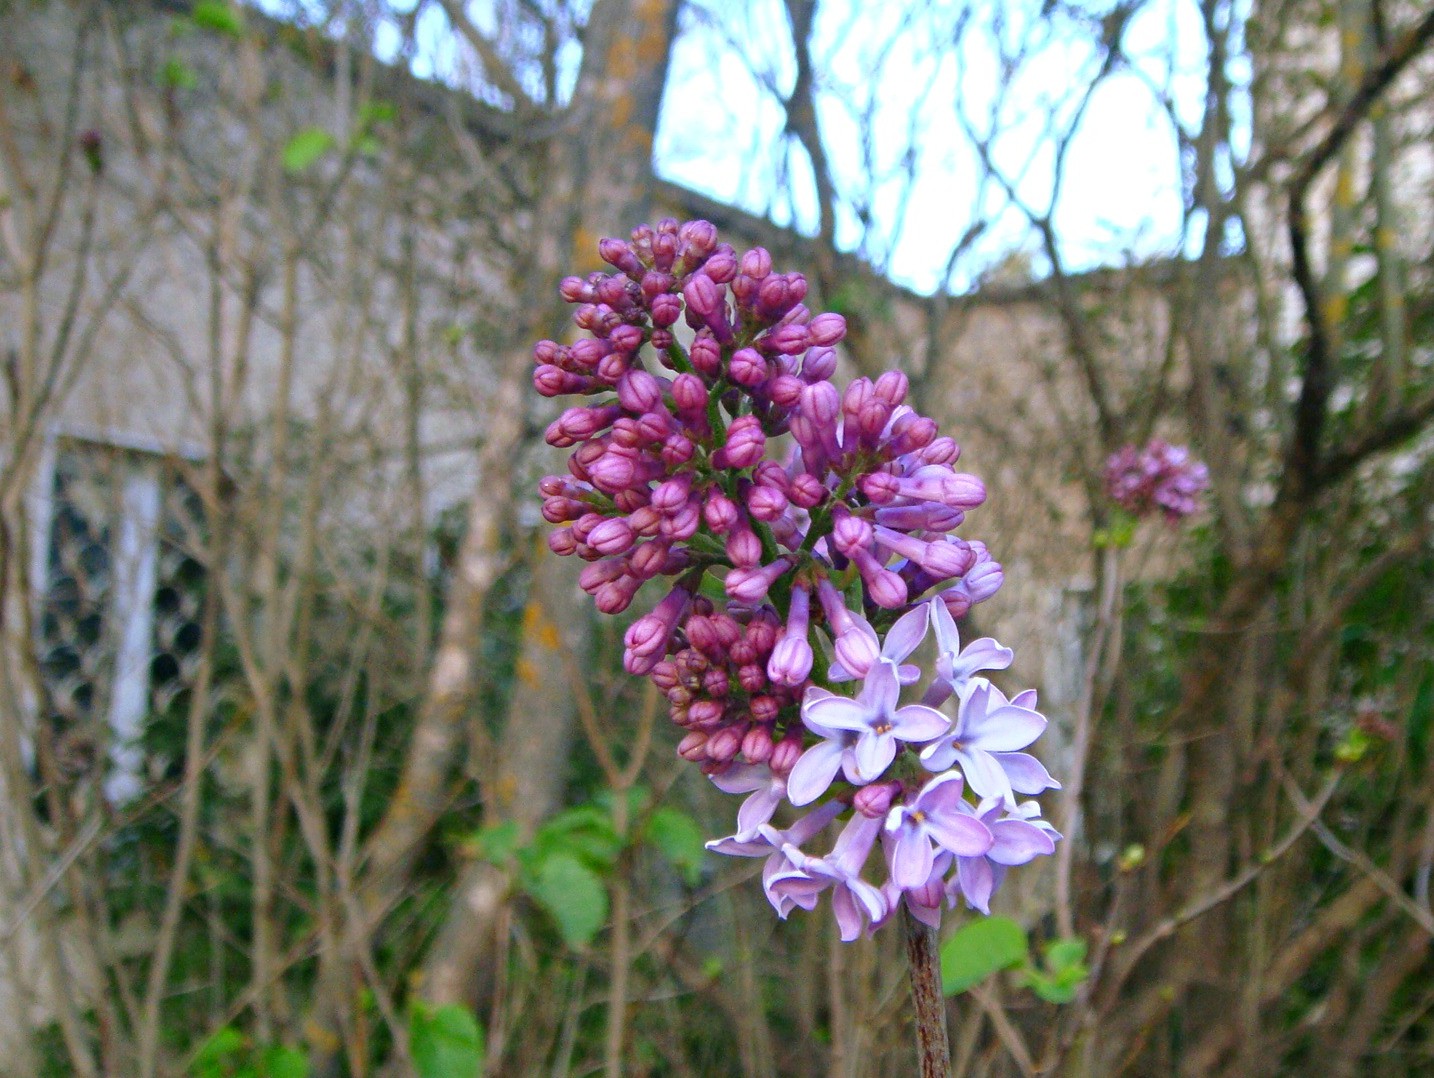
282, 128, 334, 174
644, 806, 706, 886
940, 916, 1028, 995
192, 0, 245, 37
528, 851, 608, 949
409, 1001, 485, 1078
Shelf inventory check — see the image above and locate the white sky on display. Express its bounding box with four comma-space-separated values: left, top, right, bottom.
254, 0, 1251, 295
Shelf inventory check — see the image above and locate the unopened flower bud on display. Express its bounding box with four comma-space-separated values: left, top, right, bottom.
689, 335, 722, 377
740, 247, 772, 279
677, 731, 710, 761
702, 245, 738, 282
729, 348, 768, 388
769, 730, 804, 776
741, 724, 775, 764
704, 491, 740, 533
599, 237, 644, 278
802, 346, 837, 381
706, 725, 743, 763
853, 781, 901, 819
807, 313, 846, 346
745, 484, 788, 522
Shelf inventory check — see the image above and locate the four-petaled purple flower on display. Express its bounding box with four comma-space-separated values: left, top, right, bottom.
883, 772, 995, 889
791, 663, 949, 805
767, 814, 888, 941
920, 681, 1052, 804
950, 797, 1061, 914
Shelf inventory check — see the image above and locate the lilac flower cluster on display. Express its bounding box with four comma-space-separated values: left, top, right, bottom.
1103, 439, 1209, 523
536, 218, 1060, 939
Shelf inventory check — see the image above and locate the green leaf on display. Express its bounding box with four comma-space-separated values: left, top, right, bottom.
357, 100, 397, 127
193, 1026, 248, 1078
282, 128, 334, 173
940, 916, 1028, 996
529, 804, 622, 872
644, 806, 706, 886
159, 55, 198, 91
468, 820, 521, 866
1043, 937, 1088, 971
192, 0, 245, 37
259, 1047, 309, 1078
528, 851, 608, 949
410, 1001, 485, 1078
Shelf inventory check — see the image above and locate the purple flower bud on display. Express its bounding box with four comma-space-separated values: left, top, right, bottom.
853, 781, 901, 819
683, 274, 733, 342
873, 370, 908, 409
704, 490, 740, 533
802, 346, 837, 382
731, 273, 759, 309
599, 237, 645, 278
685, 615, 725, 661
767, 585, 813, 686
689, 334, 722, 377
702, 245, 738, 283
661, 497, 702, 540
594, 575, 642, 614
671, 373, 708, 415
740, 247, 773, 279
861, 561, 908, 609
788, 472, 827, 509
617, 370, 663, 413
706, 725, 744, 763
533, 365, 592, 397
652, 231, 679, 273
741, 724, 775, 764
651, 473, 694, 513
761, 323, 809, 356
737, 663, 767, 693
886, 411, 937, 456
579, 558, 626, 593
807, 313, 846, 346
725, 557, 793, 603
750, 695, 781, 724
560, 277, 593, 303
547, 528, 578, 556
661, 434, 695, 467
729, 347, 768, 388
689, 700, 725, 730
920, 437, 960, 465
859, 472, 900, 503
677, 731, 710, 761
717, 416, 766, 470
628, 538, 671, 579
831, 512, 874, 557
679, 218, 718, 256
767, 374, 805, 407
746, 484, 788, 522
725, 519, 763, 568
541, 496, 587, 524
701, 668, 730, 698
770, 729, 804, 776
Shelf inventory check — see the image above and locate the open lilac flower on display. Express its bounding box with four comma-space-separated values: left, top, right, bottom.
922, 598, 1013, 707
796, 663, 949, 798
883, 772, 994, 889
879, 850, 953, 930
706, 762, 788, 841
920, 681, 1049, 804
767, 814, 887, 940
950, 797, 1060, 914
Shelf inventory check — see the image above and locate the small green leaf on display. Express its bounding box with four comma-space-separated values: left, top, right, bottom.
468, 820, 521, 866
1043, 937, 1088, 972
940, 916, 1028, 996
528, 852, 608, 949
357, 100, 397, 127
644, 806, 706, 885
259, 1046, 309, 1078
282, 128, 334, 173
192, 0, 245, 37
193, 1026, 247, 1078
529, 804, 621, 872
410, 1001, 485, 1078
159, 55, 198, 90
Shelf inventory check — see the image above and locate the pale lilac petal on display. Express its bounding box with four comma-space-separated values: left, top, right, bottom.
891, 703, 951, 743
709, 761, 772, 795
894, 661, 922, 684
889, 830, 934, 890
929, 596, 960, 654
767, 869, 827, 915
919, 736, 959, 772
988, 819, 1056, 865
706, 835, 771, 856
785, 799, 845, 845
913, 771, 966, 815
863, 662, 900, 716
905, 893, 943, 928
1010, 688, 1038, 710
925, 813, 994, 859
849, 877, 888, 924
787, 741, 846, 805
947, 637, 1013, 681
955, 855, 995, 914
805, 695, 873, 734
829, 812, 884, 874
831, 886, 864, 941
993, 751, 1061, 794
736, 784, 784, 837
881, 604, 930, 663
849, 730, 895, 782
956, 747, 1015, 803
962, 703, 1047, 752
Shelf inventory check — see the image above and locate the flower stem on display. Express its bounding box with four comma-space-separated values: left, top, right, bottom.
903, 906, 950, 1078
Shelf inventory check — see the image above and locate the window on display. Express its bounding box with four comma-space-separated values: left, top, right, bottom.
30, 432, 206, 802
